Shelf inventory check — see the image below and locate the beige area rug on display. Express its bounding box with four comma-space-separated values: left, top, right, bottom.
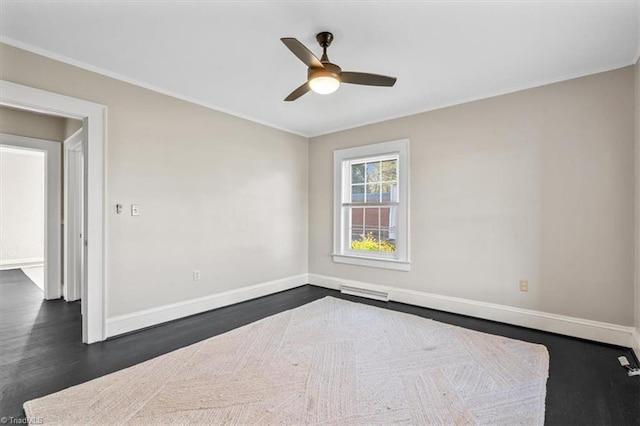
24, 297, 549, 425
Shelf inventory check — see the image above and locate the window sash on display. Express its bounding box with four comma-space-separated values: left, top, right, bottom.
343, 155, 399, 205
341, 154, 401, 260
346, 205, 398, 258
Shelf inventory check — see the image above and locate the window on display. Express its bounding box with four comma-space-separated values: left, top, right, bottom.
333, 139, 410, 271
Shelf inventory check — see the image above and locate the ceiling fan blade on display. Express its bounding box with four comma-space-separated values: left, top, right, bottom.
281, 38, 324, 69
284, 82, 311, 101
341, 72, 397, 87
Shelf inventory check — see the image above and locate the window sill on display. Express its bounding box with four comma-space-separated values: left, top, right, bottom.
332, 253, 411, 271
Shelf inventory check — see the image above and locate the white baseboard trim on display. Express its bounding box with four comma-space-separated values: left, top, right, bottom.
0, 258, 44, 270
308, 273, 636, 348
632, 329, 640, 360
106, 274, 308, 338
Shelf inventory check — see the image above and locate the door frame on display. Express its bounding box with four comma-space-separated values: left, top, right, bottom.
63, 129, 83, 302
0, 136, 60, 298
0, 80, 107, 344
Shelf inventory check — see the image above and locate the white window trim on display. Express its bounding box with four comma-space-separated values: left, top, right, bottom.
333, 139, 410, 271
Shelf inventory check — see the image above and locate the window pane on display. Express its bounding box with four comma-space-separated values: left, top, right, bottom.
364, 207, 379, 228
351, 229, 364, 244
366, 162, 380, 182
350, 204, 364, 249
379, 207, 390, 231
387, 206, 398, 240
366, 229, 380, 251
380, 207, 396, 253
350, 206, 365, 249
379, 229, 396, 253
351, 184, 364, 202
350, 229, 379, 252
351, 163, 365, 184
366, 183, 381, 203
351, 207, 364, 228
381, 159, 397, 182
381, 182, 398, 202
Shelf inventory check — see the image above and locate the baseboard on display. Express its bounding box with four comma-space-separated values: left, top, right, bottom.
0, 258, 44, 270
632, 329, 640, 360
106, 274, 308, 338
308, 273, 635, 348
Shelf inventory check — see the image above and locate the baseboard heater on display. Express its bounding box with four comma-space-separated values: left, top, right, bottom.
340, 284, 390, 302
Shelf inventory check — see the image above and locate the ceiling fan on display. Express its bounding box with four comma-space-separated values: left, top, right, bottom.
280, 32, 397, 101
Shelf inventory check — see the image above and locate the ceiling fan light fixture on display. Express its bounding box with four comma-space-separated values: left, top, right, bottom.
309, 72, 341, 94
281, 33, 396, 101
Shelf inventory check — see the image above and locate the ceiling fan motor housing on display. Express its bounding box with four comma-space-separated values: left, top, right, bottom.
308, 62, 342, 82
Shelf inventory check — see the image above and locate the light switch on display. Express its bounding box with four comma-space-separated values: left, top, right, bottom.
131, 204, 140, 216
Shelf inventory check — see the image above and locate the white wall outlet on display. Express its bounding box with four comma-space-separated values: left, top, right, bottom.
519, 280, 529, 292
131, 204, 140, 216
193, 270, 201, 281
618, 356, 640, 376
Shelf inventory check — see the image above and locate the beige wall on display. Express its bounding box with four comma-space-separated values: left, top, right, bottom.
0, 106, 66, 141
310, 67, 635, 326
2, 41, 635, 331
0, 43, 309, 317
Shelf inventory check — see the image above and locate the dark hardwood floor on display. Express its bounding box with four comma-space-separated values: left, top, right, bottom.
1, 268, 639, 424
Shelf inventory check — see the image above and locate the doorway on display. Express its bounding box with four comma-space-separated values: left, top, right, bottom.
0, 134, 61, 299
0, 145, 45, 291
1, 80, 106, 343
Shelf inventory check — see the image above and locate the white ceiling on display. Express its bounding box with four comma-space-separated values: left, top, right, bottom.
1, 1, 638, 137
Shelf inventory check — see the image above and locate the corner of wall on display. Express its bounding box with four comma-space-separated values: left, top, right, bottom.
305, 136, 311, 280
